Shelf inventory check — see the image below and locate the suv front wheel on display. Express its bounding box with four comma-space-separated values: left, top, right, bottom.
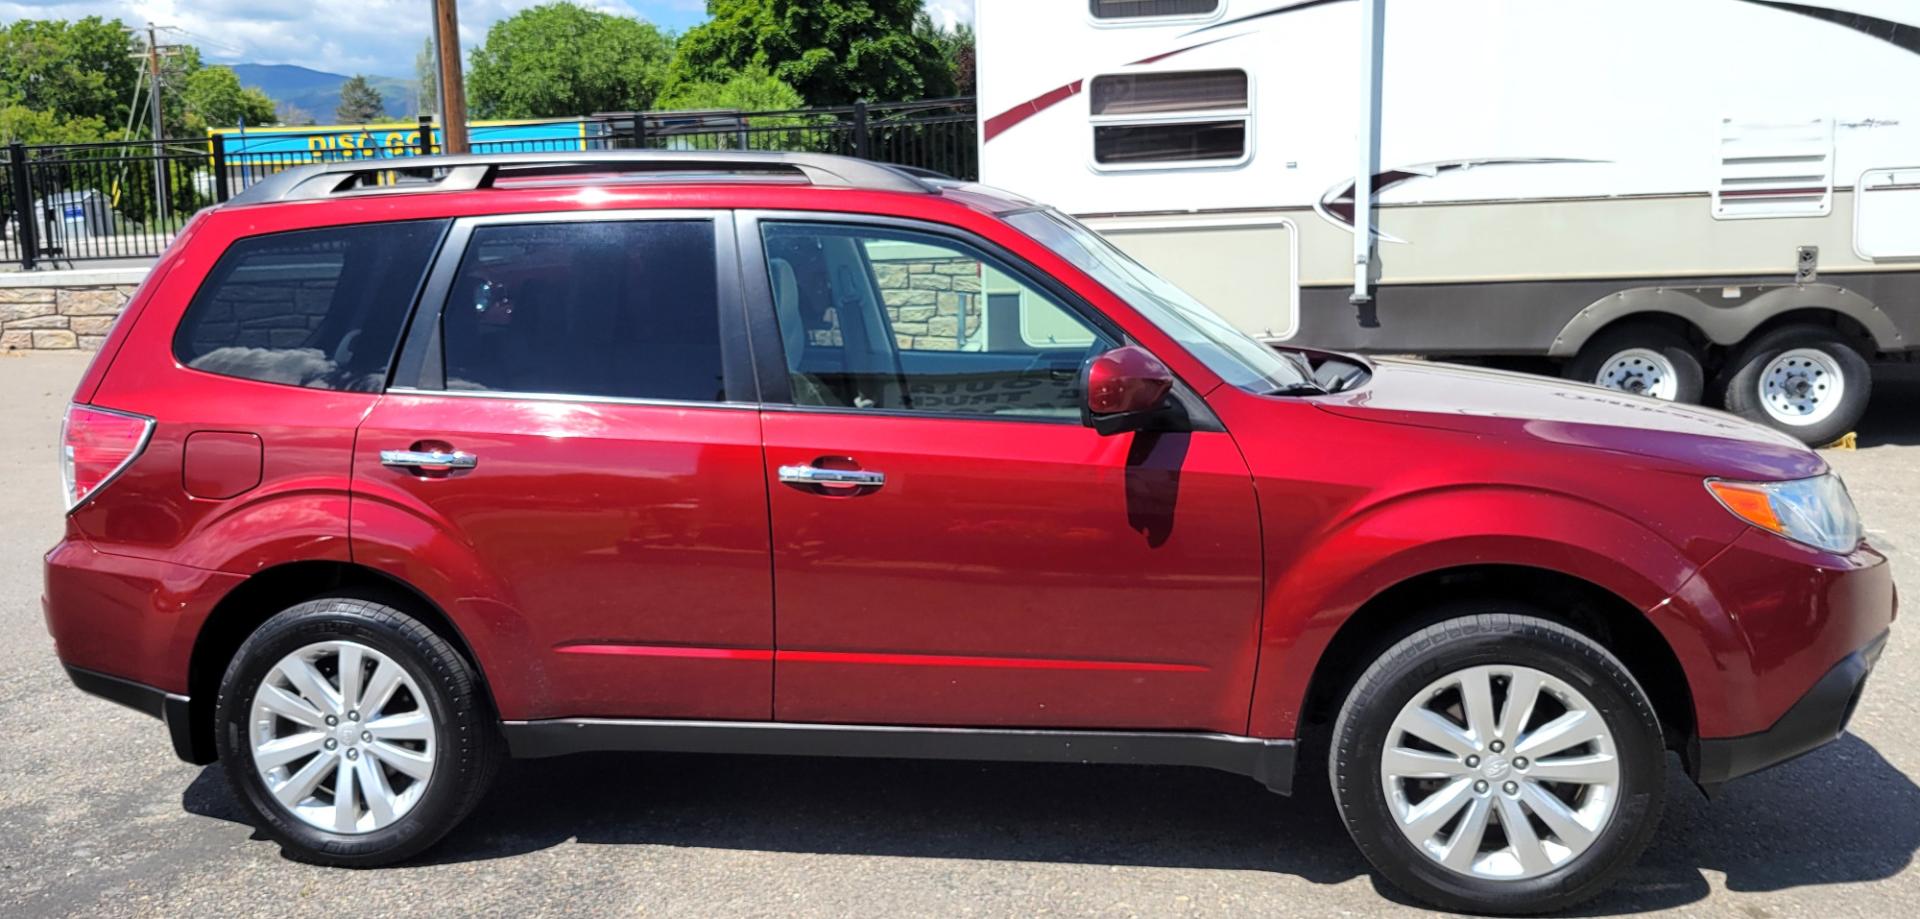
1329, 609, 1665, 915
214, 596, 498, 866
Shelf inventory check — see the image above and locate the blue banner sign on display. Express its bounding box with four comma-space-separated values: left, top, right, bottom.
210, 119, 608, 164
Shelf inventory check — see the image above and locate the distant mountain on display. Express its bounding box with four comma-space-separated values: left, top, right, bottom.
229, 64, 420, 124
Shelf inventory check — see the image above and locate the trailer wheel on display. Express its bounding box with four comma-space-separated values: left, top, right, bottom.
1564, 326, 1704, 403
1722, 324, 1871, 445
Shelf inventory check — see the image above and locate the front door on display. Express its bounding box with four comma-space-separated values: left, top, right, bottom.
746, 217, 1264, 734
352, 213, 772, 722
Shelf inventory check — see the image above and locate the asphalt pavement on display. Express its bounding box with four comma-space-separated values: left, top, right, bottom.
1, 351, 1915, 918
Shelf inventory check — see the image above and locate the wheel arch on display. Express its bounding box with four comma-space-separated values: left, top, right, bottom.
181, 560, 496, 765
1548, 284, 1902, 358
1294, 564, 1697, 759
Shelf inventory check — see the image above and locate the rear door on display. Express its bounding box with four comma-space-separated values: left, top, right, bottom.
743, 214, 1265, 734
351, 211, 774, 722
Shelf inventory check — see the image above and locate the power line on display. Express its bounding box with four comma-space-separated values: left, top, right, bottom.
157, 24, 246, 57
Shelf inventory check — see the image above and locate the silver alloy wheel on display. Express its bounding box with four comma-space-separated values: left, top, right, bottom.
1593, 348, 1679, 400
249, 640, 437, 834
1758, 347, 1846, 427
1380, 664, 1621, 881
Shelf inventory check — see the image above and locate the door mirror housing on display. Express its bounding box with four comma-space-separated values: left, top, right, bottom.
1082, 345, 1178, 435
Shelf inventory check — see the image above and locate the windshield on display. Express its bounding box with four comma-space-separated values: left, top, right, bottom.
1006, 209, 1312, 393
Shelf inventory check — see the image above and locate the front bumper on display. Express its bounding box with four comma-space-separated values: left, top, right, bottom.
63, 664, 210, 763
1693, 631, 1886, 786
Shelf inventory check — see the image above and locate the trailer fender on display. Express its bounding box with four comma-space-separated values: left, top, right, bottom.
1547, 283, 1904, 357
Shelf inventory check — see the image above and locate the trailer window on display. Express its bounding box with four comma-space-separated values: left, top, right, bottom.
1091, 71, 1246, 116
1090, 0, 1219, 20
1089, 69, 1249, 168
1095, 122, 1245, 165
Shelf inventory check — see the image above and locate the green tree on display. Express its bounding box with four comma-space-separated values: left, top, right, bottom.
655, 63, 803, 112
922, 19, 974, 97
668, 0, 953, 106
336, 74, 384, 123
467, 2, 673, 119
0, 104, 107, 144
181, 66, 277, 132
0, 17, 142, 132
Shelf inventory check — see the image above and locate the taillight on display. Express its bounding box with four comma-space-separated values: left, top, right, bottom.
60, 404, 154, 512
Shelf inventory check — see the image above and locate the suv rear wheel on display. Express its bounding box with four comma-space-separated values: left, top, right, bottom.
214, 596, 498, 866
1329, 609, 1664, 915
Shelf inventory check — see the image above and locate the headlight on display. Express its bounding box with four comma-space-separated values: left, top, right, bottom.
1706, 474, 1863, 554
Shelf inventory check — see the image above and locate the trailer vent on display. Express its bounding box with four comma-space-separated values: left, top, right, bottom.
1090, 0, 1220, 21
1713, 118, 1833, 220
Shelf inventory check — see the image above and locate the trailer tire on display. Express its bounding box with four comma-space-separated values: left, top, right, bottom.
1721, 324, 1871, 446
1565, 326, 1704, 404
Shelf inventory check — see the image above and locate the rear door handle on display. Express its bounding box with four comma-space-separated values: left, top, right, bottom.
381, 449, 478, 470
777, 465, 885, 488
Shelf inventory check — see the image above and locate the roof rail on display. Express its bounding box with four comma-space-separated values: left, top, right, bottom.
224, 150, 936, 205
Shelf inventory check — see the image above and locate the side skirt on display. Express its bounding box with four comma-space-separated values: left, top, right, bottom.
500, 718, 1298, 794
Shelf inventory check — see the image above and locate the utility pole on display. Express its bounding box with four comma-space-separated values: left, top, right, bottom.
142, 23, 175, 225
1350, 0, 1384, 311
432, 1, 470, 153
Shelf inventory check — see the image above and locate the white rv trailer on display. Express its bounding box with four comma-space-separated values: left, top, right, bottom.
976, 0, 1920, 442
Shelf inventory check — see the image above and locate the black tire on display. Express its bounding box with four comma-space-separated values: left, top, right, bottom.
1564, 325, 1705, 403
1721, 324, 1872, 446
1329, 609, 1665, 915
214, 596, 498, 866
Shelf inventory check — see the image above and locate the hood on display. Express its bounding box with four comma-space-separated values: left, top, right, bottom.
1312, 358, 1825, 481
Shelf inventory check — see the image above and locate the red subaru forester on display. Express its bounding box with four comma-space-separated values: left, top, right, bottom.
45, 152, 1893, 914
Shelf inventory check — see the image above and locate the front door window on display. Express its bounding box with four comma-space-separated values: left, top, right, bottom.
761, 222, 1118, 419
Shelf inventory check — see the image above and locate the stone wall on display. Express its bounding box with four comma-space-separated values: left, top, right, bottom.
872, 256, 984, 351
0, 284, 138, 352
1, 257, 989, 354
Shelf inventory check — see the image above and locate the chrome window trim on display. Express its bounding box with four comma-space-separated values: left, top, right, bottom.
383, 389, 1095, 426
756, 402, 1089, 427
385, 386, 758, 411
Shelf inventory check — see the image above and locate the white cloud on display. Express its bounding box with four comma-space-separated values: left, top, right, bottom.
0, 0, 977, 79
0, 0, 707, 76
923, 0, 975, 31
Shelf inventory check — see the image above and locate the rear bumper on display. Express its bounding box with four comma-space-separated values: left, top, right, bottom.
63, 664, 210, 763
1692, 631, 1886, 786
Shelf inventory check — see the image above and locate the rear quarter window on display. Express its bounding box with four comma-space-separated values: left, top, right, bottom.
173, 220, 448, 391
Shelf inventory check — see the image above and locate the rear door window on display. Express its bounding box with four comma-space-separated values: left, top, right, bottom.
173, 220, 447, 391
437, 219, 725, 402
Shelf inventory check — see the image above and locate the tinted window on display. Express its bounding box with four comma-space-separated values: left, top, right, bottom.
439, 220, 724, 402
174, 221, 446, 391
1091, 0, 1218, 19
1094, 121, 1246, 164
763, 222, 1116, 420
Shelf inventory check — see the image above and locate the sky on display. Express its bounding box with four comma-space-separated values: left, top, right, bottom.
0, 0, 976, 78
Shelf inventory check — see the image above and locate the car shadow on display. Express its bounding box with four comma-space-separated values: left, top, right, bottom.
183, 732, 1917, 914
1858, 363, 1920, 448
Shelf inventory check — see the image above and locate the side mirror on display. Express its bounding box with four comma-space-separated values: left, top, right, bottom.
1082, 345, 1177, 436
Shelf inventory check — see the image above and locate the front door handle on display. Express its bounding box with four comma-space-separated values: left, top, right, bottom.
381, 449, 479, 470
777, 465, 885, 488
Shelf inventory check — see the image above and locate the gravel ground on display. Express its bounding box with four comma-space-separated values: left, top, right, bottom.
1, 352, 1914, 918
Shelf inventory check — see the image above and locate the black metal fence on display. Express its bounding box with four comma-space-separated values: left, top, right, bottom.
1, 97, 978, 268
